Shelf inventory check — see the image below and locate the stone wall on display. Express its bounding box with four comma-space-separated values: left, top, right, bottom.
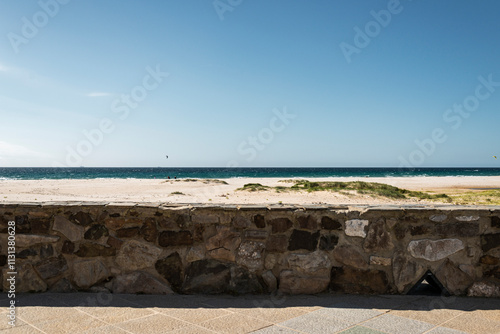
1, 203, 499, 297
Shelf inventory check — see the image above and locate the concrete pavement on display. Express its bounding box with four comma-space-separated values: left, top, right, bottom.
1, 293, 499, 334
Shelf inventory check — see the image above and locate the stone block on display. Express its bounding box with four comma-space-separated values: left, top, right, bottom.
104, 217, 142, 230
261, 270, 277, 292
332, 245, 368, 269
34, 255, 68, 280
370, 256, 391, 266
429, 214, 448, 222
266, 235, 288, 252
288, 230, 319, 251
253, 214, 266, 228
206, 226, 241, 262
237, 241, 265, 271
269, 218, 293, 233
435, 259, 473, 295
321, 216, 342, 230
113, 271, 173, 294
297, 215, 318, 230
491, 216, 500, 228
186, 246, 205, 262
330, 266, 389, 294
455, 215, 480, 222
73, 259, 109, 289
345, 219, 369, 238
106, 236, 123, 249
16, 234, 59, 248
116, 227, 140, 238
363, 219, 393, 252
408, 239, 464, 262
480, 255, 499, 265
155, 252, 184, 292
69, 211, 94, 226
61, 240, 75, 254
232, 215, 251, 229
409, 225, 432, 236
244, 230, 268, 240
435, 222, 480, 237
286, 251, 331, 277
49, 278, 76, 292
481, 233, 500, 252
265, 254, 278, 270
279, 270, 329, 294
3, 263, 46, 292
116, 240, 162, 271
319, 234, 339, 251
84, 224, 109, 240
30, 219, 51, 234
75, 243, 116, 257
393, 253, 425, 293
159, 230, 194, 246
141, 217, 158, 243
14, 215, 31, 233
183, 259, 230, 294
229, 266, 264, 294
192, 214, 219, 224
468, 280, 500, 297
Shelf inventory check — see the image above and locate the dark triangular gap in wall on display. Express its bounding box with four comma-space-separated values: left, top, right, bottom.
407, 270, 450, 296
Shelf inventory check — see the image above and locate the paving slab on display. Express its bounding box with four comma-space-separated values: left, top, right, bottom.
2, 293, 499, 333
440, 312, 500, 334
115, 313, 190, 333
362, 314, 435, 334
426, 327, 468, 334
197, 313, 273, 334
250, 325, 302, 333
277, 310, 353, 333
337, 326, 387, 334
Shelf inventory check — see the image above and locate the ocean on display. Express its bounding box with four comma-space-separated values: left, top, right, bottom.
1, 167, 500, 180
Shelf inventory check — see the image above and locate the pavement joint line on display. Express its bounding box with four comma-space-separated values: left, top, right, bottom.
15, 311, 50, 333
235, 304, 324, 326
195, 312, 273, 333
7, 311, 46, 334
156, 309, 224, 333
138, 310, 223, 334
427, 307, 474, 334
166, 318, 221, 334
362, 312, 437, 334
14, 316, 50, 334
264, 323, 309, 334
73, 306, 136, 334
27, 323, 49, 334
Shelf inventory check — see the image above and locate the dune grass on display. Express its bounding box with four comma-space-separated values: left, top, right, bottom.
238, 180, 451, 201
447, 189, 500, 205
170, 191, 185, 195
289, 180, 451, 201
237, 183, 271, 191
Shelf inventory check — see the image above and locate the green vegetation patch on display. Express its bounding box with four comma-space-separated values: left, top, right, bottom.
170, 191, 185, 195
448, 189, 500, 205
175, 178, 228, 185
237, 183, 271, 192
289, 180, 450, 201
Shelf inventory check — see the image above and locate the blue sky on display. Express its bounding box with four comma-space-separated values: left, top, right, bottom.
1, 0, 499, 167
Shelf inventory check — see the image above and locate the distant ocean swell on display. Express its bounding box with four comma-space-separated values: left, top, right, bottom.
0, 167, 500, 180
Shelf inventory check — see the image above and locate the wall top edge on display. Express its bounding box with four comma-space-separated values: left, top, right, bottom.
0, 201, 499, 211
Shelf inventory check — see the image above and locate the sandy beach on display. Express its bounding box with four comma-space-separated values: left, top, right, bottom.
1, 176, 499, 205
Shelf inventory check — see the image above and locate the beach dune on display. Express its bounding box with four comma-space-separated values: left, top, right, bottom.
1, 176, 500, 205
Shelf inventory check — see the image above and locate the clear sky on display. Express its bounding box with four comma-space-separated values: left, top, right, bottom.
1, 0, 499, 168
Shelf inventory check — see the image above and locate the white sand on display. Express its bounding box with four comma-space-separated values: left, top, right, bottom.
1, 176, 499, 205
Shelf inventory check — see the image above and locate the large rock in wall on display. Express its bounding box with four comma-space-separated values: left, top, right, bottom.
0, 204, 496, 296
